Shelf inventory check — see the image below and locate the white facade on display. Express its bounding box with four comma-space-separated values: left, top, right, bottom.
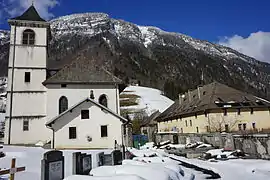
46, 84, 120, 122
5, 23, 50, 145
4, 11, 125, 148
52, 101, 123, 149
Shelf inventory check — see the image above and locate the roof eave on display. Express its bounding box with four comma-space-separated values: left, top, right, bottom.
8, 19, 49, 26
43, 81, 122, 86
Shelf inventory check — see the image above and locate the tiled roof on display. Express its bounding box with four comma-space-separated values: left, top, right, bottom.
11, 5, 46, 22
43, 56, 122, 85
141, 111, 161, 127
156, 81, 270, 122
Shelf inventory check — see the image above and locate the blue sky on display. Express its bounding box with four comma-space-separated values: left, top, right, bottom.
0, 0, 270, 62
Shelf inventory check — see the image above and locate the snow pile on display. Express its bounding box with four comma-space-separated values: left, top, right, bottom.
203, 149, 245, 160
120, 86, 173, 116
64, 175, 145, 180
90, 165, 172, 180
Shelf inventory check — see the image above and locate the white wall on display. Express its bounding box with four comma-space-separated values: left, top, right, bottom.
6, 92, 46, 116
46, 84, 119, 123
7, 69, 47, 91
8, 46, 47, 68
10, 26, 47, 46
4, 117, 51, 144
5, 25, 49, 145
53, 101, 123, 149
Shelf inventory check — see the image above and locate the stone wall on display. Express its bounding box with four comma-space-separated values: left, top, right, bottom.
156, 133, 270, 159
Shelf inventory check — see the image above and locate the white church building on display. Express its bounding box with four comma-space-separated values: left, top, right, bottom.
4, 5, 131, 149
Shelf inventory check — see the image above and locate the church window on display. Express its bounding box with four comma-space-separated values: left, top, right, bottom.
61, 84, 67, 88
24, 72, 31, 82
81, 110, 89, 119
23, 120, 29, 131
59, 96, 68, 114
22, 29, 35, 45
101, 125, 108, 137
69, 127, 76, 139
99, 94, 108, 107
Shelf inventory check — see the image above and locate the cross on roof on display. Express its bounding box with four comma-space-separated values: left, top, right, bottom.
0, 158, 26, 180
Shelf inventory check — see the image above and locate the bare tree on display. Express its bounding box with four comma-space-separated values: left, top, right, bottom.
208, 113, 240, 133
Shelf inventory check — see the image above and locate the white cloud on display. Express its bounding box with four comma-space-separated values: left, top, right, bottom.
219, 31, 270, 63
2, 0, 59, 20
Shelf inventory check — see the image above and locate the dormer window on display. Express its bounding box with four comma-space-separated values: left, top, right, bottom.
22, 29, 35, 45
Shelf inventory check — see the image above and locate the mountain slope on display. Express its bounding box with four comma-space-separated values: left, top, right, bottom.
1, 13, 270, 100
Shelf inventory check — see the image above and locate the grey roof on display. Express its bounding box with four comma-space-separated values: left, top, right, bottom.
11, 5, 46, 22
43, 56, 122, 85
157, 81, 270, 122
141, 110, 161, 127
46, 97, 128, 127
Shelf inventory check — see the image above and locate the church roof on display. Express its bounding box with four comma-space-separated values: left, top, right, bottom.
156, 81, 270, 122
43, 56, 122, 85
46, 97, 129, 127
11, 5, 46, 22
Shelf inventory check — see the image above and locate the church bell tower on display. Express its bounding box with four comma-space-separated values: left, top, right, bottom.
5, 5, 51, 145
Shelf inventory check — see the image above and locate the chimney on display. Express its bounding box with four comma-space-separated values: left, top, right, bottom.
197, 86, 201, 99
179, 94, 185, 105
188, 90, 191, 102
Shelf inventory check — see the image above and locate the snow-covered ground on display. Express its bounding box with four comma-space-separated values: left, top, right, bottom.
120, 85, 174, 116
0, 146, 112, 180
1, 145, 270, 180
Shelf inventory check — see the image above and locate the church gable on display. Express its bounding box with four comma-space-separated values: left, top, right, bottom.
43, 56, 122, 85
46, 97, 127, 127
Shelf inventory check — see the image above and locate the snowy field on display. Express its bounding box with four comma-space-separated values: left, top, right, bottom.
1, 145, 270, 180
120, 86, 174, 116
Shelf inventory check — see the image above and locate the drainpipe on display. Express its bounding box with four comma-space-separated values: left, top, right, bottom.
47, 124, 55, 149
115, 84, 119, 114
8, 23, 17, 145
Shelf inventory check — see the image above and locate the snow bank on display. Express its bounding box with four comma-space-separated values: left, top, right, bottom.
90, 165, 172, 180
64, 175, 146, 180
120, 86, 173, 115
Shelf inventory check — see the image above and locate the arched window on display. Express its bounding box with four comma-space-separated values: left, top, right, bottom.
99, 94, 108, 107
59, 96, 68, 114
22, 29, 35, 45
